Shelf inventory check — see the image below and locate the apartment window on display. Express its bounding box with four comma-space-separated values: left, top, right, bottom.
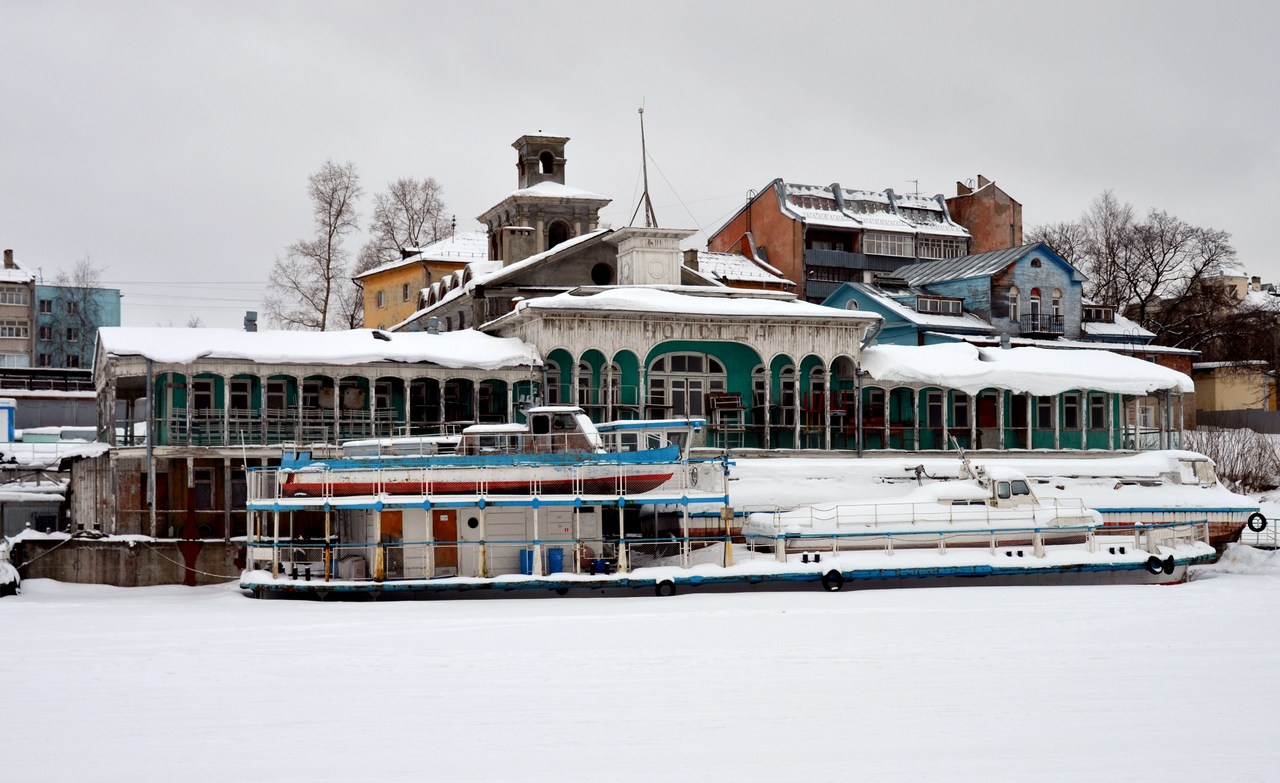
66, 327, 80, 342
0, 286, 29, 306
0, 319, 29, 338
66, 354, 80, 368
376, 290, 385, 308
863, 232, 915, 258
916, 236, 968, 260
38, 298, 52, 313
193, 378, 215, 410
0, 353, 28, 368
401, 283, 410, 302
194, 468, 215, 511
1035, 396, 1052, 427
230, 379, 252, 410
925, 390, 944, 428
1063, 394, 1080, 430
65, 300, 79, 315
37, 353, 51, 367
266, 379, 288, 410
1052, 290, 1063, 318
953, 394, 970, 428
1089, 395, 1106, 429
1008, 287, 1020, 321
38, 325, 53, 341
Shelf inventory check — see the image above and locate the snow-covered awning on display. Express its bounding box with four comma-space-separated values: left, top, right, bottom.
861, 342, 1193, 395
514, 287, 879, 321
96, 327, 542, 370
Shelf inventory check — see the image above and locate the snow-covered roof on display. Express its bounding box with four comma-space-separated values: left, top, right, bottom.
354, 231, 490, 281
897, 243, 1084, 286
0, 265, 35, 284
96, 327, 541, 370
507, 181, 610, 202
394, 229, 613, 330
512, 287, 879, 321
693, 251, 792, 287
841, 283, 994, 332
1081, 313, 1154, 340
861, 342, 1193, 395
778, 182, 970, 238
931, 331, 1198, 356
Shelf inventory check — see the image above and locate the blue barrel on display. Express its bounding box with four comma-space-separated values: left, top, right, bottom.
547, 547, 565, 573
519, 549, 534, 575
591, 558, 608, 575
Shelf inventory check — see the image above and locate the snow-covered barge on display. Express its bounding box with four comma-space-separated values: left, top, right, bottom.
240, 422, 1216, 597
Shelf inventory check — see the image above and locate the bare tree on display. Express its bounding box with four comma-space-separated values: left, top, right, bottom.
265, 161, 363, 330
358, 177, 450, 271
42, 256, 105, 368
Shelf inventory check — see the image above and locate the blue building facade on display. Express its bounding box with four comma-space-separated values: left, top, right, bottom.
34, 284, 122, 369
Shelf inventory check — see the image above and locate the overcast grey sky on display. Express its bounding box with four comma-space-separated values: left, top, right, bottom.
2, 0, 1276, 328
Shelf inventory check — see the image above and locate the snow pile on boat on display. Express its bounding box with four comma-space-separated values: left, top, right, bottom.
1202, 544, 1280, 575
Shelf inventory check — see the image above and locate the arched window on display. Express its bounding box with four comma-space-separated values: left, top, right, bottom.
845, 299, 860, 311
1008, 286, 1020, 321
648, 352, 727, 417
548, 220, 570, 249
539, 151, 555, 175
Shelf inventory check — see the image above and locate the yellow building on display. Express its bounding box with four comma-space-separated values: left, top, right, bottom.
356, 232, 489, 329
1192, 361, 1276, 412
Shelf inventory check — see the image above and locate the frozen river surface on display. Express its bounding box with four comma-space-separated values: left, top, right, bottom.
5, 546, 1278, 782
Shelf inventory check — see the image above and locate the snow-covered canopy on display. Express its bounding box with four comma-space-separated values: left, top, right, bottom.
96, 327, 541, 370
516, 287, 879, 321
861, 342, 1193, 395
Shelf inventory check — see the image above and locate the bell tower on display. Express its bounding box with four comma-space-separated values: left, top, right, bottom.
514, 135, 569, 189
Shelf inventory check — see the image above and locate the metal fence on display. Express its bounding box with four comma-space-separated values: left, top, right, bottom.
1197, 409, 1280, 434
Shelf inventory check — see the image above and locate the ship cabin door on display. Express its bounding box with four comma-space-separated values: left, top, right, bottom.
433, 510, 458, 575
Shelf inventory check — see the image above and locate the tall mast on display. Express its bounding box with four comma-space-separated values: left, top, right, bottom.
631, 105, 658, 228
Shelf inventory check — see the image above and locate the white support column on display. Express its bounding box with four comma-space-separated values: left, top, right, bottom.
968, 393, 977, 450
405, 379, 416, 436
368, 376, 378, 439
823, 374, 832, 452
258, 375, 267, 444
882, 390, 889, 448
997, 391, 1005, 450
222, 374, 231, 446
762, 374, 772, 450
1053, 393, 1060, 450
1133, 396, 1141, 451
1079, 392, 1087, 451
1108, 393, 1116, 449
1025, 392, 1032, 450
222, 457, 231, 542
332, 377, 340, 445
912, 388, 920, 452
296, 375, 304, 444
532, 504, 542, 577
185, 373, 193, 446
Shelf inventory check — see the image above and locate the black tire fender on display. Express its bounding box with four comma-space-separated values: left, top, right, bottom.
821, 570, 845, 592
655, 580, 676, 597
1248, 513, 1267, 533
1162, 556, 1176, 575
1144, 556, 1163, 575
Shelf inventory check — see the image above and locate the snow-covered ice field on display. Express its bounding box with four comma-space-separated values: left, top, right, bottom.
5, 546, 1279, 783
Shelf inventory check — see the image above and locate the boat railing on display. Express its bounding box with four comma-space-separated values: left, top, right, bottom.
244, 520, 1211, 583
739, 497, 1095, 531
250, 454, 729, 502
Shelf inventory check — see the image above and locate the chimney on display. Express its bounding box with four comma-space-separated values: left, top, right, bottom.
955, 180, 972, 196
683, 249, 700, 272
244, 311, 258, 332
1251, 275, 1261, 292
3, 249, 12, 269
977, 175, 992, 188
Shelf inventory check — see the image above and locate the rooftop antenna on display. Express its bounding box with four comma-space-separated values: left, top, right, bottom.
629, 104, 658, 228
908, 179, 920, 196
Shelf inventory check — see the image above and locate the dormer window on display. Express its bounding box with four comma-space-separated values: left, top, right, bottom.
1083, 306, 1115, 323
915, 296, 962, 315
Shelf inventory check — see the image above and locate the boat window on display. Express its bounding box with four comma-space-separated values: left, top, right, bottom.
553, 414, 576, 431
531, 415, 550, 435
1011, 480, 1031, 496
997, 482, 1011, 499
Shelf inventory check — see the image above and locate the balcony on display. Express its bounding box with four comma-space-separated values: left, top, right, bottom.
1020, 314, 1065, 336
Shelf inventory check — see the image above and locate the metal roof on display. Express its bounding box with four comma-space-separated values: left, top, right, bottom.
896, 244, 1040, 286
